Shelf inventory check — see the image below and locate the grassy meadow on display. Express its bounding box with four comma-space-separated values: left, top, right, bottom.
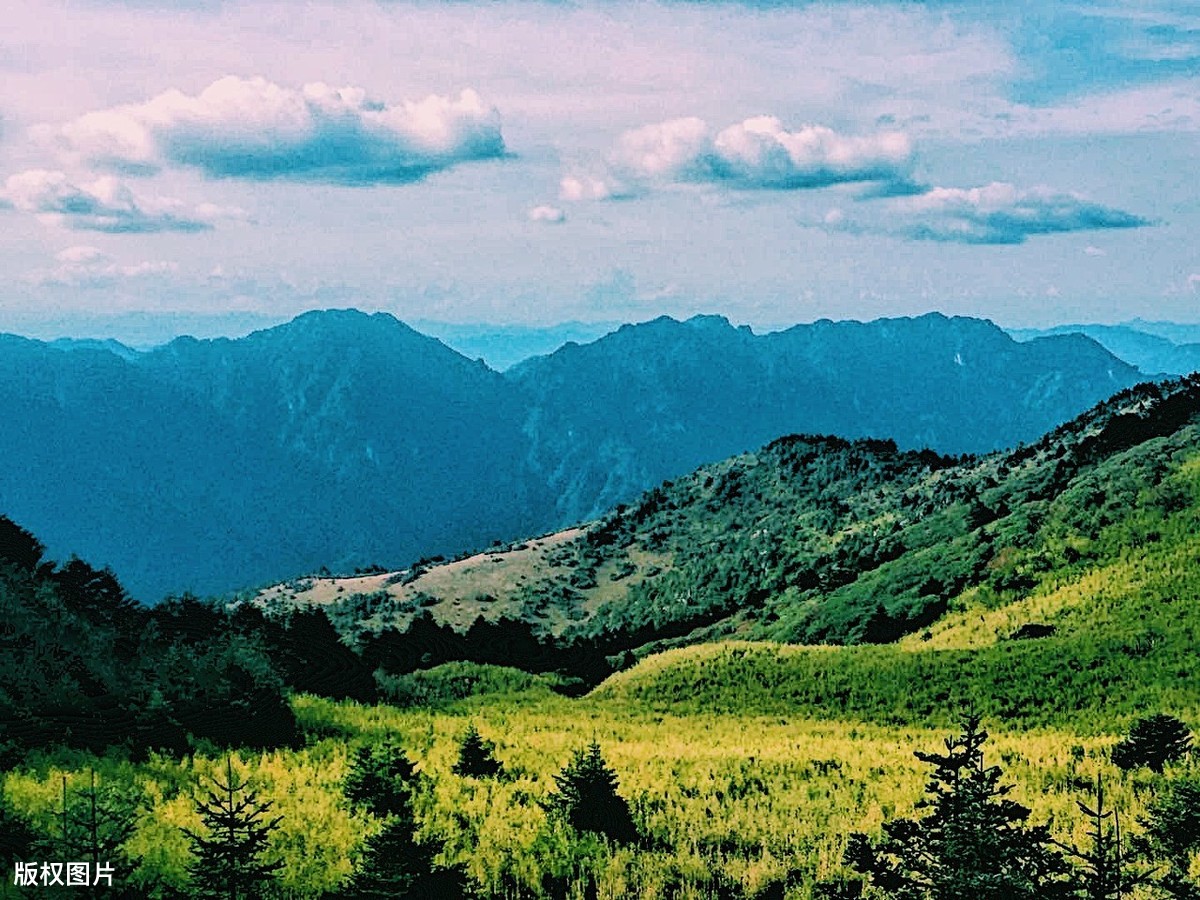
4, 600, 1198, 899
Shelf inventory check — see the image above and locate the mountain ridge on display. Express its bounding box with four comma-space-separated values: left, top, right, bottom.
259, 373, 1200, 671
1, 308, 1142, 599
1009, 321, 1200, 377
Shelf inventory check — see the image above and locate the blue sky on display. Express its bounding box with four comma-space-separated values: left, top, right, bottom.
0, 0, 1197, 338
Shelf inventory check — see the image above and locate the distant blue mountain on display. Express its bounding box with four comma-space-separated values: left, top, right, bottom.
1009, 323, 1200, 377
0, 309, 1140, 600
49, 337, 141, 361
411, 320, 622, 370
1124, 319, 1200, 346
0, 311, 290, 348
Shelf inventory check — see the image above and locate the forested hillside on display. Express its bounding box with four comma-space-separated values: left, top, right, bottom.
508, 312, 1137, 520
272, 375, 1200, 676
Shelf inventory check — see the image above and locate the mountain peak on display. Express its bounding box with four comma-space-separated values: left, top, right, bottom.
684, 314, 734, 330
263, 308, 414, 338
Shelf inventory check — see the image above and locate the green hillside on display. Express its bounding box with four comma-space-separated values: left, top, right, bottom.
266, 376, 1200, 678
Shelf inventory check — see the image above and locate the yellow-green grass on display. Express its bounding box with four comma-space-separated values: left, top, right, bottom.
4, 686, 1192, 900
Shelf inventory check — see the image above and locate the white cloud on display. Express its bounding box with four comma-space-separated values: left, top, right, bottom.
898, 183, 1149, 243
26, 245, 178, 286
611, 117, 710, 180
822, 181, 1151, 245
528, 204, 565, 224
40, 76, 506, 184
559, 172, 630, 202
1, 169, 239, 233
55, 245, 105, 265
709, 118, 913, 189
564, 115, 913, 200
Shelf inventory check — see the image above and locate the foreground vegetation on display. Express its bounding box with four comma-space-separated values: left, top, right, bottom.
5, 377, 1200, 896
2, 680, 1197, 898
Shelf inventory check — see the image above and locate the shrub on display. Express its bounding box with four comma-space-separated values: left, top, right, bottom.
543, 742, 637, 844
1112, 715, 1193, 773
452, 724, 502, 779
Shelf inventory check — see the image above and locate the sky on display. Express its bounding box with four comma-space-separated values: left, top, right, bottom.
0, 0, 1198, 339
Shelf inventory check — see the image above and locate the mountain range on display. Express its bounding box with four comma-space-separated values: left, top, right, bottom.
1, 309, 1141, 600
1009, 323, 1200, 378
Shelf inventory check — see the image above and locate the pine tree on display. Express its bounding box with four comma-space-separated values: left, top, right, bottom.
1062, 776, 1150, 900
544, 742, 637, 844
34, 772, 139, 874
339, 744, 466, 898
452, 724, 502, 779
1134, 780, 1200, 899
845, 714, 1074, 900
1112, 715, 1193, 774
338, 817, 469, 899
41, 771, 143, 899
181, 757, 283, 900
344, 743, 417, 820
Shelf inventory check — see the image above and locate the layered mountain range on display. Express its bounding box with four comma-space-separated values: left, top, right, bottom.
1009, 323, 1200, 378
0, 309, 1140, 599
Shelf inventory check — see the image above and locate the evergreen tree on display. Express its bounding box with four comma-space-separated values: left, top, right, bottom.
452, 724, 502, 779
339, 743, 466, 898
181, 757, 283, 900
344, 743, 417, 820
62, 770, 139, 866
844, 714, 1074, 900
1062, 776, 1150, 900
1112, 715, 1193, 774
31, 773, 138, 866
0, 515, 48, 574
34, 771, 143, 898
1134, 780, 1200, 899
544, 742, 637, 844
338, 817, 468, 899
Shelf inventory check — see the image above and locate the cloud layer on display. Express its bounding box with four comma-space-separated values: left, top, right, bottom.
2, 169, 234, 233
26, 246, 178, 287
528, 204, 565, 224
564, 115, 913, 199
42, 77, 506, 185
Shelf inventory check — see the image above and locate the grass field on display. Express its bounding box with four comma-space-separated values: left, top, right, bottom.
4, 650, 1195, 899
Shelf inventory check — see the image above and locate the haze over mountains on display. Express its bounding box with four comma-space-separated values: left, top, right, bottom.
1, 309, 1143, 600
